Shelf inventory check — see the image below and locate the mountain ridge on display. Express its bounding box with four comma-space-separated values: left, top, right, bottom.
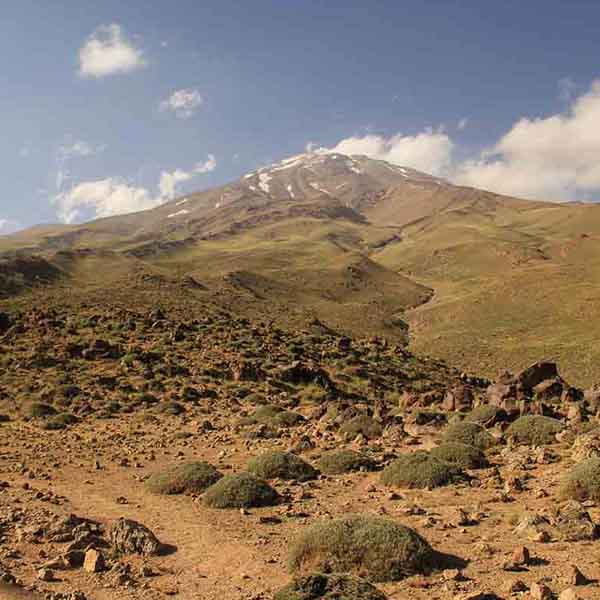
3, 152, 600, 384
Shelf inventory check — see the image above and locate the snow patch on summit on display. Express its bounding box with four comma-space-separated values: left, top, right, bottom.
167, 209, 190, 219
258, 173, 272, 194
346, 159, 362, 174
310, 182, 331, 196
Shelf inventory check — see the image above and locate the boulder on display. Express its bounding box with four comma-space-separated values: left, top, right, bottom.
571, 429, 600, 462
485, 382, 519, 412
517, 361, 558, 391
277, 361, 335, 391
109, 518, 163, 556
443, 385, 474, 412
83, 549, 106, 573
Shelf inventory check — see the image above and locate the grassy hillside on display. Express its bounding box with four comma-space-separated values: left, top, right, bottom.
375, 196, 600, 384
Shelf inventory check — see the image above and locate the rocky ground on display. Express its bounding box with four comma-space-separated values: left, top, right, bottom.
1, 301, 600, 600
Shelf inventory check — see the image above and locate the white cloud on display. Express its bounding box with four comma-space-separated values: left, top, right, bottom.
79, 24, 146, 78
457, 118, 469, 130
160, 88, 204, 118
326, 80, 600, 202
58, 140, 104, 160
159, 155, 217, 199
53, 155, 217, 223
0, 219, 20, 236
53, 179, 159, 223
330, 129, 454, 176
454, 80, 600, 201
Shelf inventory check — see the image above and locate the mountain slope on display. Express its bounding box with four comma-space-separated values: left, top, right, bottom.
3, 151, 600, 382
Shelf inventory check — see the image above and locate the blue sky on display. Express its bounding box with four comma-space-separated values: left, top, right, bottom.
3, 0, 600, 233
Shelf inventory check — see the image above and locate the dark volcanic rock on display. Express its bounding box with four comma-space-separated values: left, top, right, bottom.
517, 361, 558, 391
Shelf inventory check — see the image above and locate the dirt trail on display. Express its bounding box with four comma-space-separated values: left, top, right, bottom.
0, 583, 40, 599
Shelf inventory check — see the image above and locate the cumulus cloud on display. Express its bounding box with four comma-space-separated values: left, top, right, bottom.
330, 128, 454, 177
160, 88, 204, 118
327, 80, 600, 202
53, 155, 217, 223
158, 155, 216, 199
79, 24, 146, 78
53, 179, 159, 224
454, 80, 600, 201
0, 219, 20, 236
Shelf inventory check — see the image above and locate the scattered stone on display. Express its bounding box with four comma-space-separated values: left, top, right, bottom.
566, 564, 590, 586
37, 567, 55, 582
530, 581, 553, 600
83, 549, 106, 573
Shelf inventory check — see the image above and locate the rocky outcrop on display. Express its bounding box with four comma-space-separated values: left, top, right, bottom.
485, 361, 583, 417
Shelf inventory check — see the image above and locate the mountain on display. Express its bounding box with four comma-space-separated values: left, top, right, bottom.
3, 151, 600, 384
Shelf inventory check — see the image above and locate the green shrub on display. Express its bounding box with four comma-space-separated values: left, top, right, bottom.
24, 402, 57, 418
560, 457, 600, 501
254, 405, 283, 420
273, 411, 305, 427
146, 462, 222, 495
247, 451, 318, 482
506, 415, 564, 446
42, 412, 79, 430
339, 415, 382, 440
241, 405, 304, 428
274, 573, 387, 600
317, 450, 377, 475
297, 385, 329, 405
430, 442, 488, 469
381, 452, 465, 489
465, 405, 505, 426
158, 401, 185, 415
442, 421, 495, 450
204, 472, 280, 508
288, 514, 434, 582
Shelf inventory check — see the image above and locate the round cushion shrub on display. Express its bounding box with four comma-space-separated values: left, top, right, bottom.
241, 405, 304, 428
560, 457, 600, 501
24, 402, 57, 419
441, 421, 495, 450
506, 415, 564, 446
288, 514, 435, 582
430, 442, 488, 469
465, 405, 506, 426
247, 451, 318, 482
158, 401, 185, 415
339, 415, 382, 440
381, 452, 465, 489
146, 461, 223, 495
272, 411, 305, 427
42, 412, 79, 430
204, 472, 280, 508
274, 573, 387, 600
317, 450, 377, 475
